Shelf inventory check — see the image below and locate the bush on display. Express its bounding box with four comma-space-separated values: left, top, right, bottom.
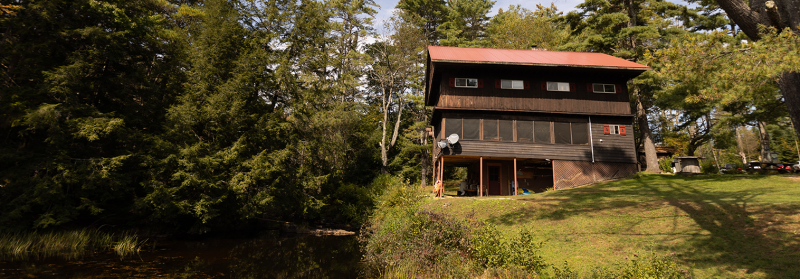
361, 181, 548, 277
591, 254, 692, 279
700, 160, 719, 174
470, 224, 547, 272
659, 157, 674, 173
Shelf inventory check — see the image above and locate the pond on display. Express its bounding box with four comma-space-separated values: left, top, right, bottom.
0, 233, 362, 278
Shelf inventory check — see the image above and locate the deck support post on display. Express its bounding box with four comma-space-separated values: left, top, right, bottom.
480, 157, 483, 197
440, 156, 444, 197
514, 158, 518, 196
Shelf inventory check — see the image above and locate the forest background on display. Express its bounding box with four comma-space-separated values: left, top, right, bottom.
1, 0, 799, 234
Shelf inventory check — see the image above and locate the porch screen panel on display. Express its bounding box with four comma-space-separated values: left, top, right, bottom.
445, 118, 462, 138
483, 119, 498, 140
571, 122, 588, 144
534, 121, 550, 143
516, 120, 533, 142
499, 120, 514, 141
554, 122, 571, 144
462, 119, 480, 140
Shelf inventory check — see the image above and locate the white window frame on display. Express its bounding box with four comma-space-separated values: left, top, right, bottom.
546, 82, 570, 92
501, 79, 524, 90
455, 78, 478, 88
609, 124, 621, 135
592, 83, 616, 93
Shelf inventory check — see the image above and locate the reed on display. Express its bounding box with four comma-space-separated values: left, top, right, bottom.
0, 229, 145, 261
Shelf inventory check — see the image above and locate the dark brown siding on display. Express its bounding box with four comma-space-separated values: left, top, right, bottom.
436, 68, 632, 116
591, 116, 636, 163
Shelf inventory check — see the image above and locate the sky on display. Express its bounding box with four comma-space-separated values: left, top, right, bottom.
370, 0, 586, 28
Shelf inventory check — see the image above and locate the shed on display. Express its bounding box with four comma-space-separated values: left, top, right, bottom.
673, 156, 704, 174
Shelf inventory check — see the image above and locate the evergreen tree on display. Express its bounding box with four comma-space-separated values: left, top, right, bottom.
485, 4, 569, 50
437, 0, 494, 47
397, 0, 448, 45
0, 0, 185, 231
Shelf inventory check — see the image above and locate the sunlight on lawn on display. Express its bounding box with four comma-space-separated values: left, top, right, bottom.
426, 174, 800, 278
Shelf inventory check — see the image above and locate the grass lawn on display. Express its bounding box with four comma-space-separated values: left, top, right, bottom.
424, 174, 800, 278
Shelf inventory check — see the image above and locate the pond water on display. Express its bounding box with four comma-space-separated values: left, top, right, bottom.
0, 233, 362, 278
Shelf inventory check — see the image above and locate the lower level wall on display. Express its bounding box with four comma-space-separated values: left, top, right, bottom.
553, 160, 638, 190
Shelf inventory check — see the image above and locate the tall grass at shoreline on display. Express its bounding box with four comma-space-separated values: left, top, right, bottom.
0, 229, 146, 261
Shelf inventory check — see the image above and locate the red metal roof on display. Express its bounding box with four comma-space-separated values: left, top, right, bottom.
428, 46, 651, 70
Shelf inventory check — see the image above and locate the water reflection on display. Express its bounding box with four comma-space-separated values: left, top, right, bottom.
0, 233, 362, 278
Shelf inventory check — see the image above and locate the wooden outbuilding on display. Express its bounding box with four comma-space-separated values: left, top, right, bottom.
426, 46, 651, 195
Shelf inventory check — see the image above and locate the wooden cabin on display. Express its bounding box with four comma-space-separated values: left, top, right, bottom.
426, 46, 650, 195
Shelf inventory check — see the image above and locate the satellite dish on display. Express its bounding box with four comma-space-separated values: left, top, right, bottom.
447, 134, 459, 144
437, 141, 448, 149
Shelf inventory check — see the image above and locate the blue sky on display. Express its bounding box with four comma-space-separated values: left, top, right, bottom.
371, 0, 587, 26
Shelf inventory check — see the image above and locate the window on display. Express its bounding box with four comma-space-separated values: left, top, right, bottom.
516, 121, 533, 142
592, 83, 616, 93
554, 122, 571, 144
499, 120, 513, 141
547, 82, 571, 92
445, 118, 462, 138
462, 119, 480, 140
455, 78, 478, 88
603, 124, 626, 135
501, 80, 524, 89
534, 121, 550, 143
571, 123, 589, 144
483, 119, 498, 140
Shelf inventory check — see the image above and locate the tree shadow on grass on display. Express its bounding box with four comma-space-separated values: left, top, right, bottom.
653, 180, 800, 278
487, 174, 800, 278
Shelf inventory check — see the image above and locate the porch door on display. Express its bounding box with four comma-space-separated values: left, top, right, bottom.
488, 166, 501, 195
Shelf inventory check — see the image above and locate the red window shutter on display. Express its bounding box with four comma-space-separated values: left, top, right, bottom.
541, 81, 547, 91
495, 79, 501, 88
570, 83, 576, 92
616, 84, 623, 94
449, 78, 455, 87
603, 125, 610, 135
524, 81, 530, 90
587, 83, 594, 92
620, 125, 627, 135
478, 79, 484, 88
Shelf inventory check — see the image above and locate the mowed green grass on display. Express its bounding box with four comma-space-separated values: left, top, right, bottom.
424, 174, 800, 278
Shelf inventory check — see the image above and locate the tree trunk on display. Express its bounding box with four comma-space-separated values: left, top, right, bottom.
380, 87, 391, 174
779, 72, 800, 141
757, 120, 773, 163
735, 126, 749, 165
710, 143, 722, 174
633, 87, 660, 173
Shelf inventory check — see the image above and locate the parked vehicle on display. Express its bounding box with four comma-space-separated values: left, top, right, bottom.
747, 161, 762, 170
793, 161, 800, 172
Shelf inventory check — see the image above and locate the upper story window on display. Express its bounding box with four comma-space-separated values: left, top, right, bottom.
547, 82, 570, 92
592, 83, 617, 93
455, 78, 478, 88
543, 81, 575, 92
501, 80, 524, 90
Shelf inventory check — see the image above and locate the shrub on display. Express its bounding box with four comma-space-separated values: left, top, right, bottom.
659, 157, 674, 173
362, 180, 548, 278
591, 254, 692, 279
470, 224, 547, 272
700, 160, 719, 174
